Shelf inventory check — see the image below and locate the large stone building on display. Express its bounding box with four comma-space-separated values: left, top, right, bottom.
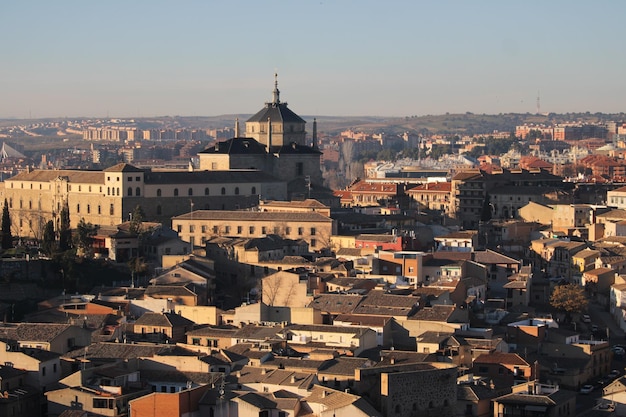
1, 163, 287, 238
198, 74, 328, 202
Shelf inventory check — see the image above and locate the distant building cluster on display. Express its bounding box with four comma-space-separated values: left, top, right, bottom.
83, 126, 209, 142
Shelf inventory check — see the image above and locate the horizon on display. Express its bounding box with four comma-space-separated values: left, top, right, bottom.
2, 1, 625, 119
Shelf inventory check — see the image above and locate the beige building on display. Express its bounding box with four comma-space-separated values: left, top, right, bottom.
1, 163, 286, 238
262, 270, 313, 308
173, 210, 335, 252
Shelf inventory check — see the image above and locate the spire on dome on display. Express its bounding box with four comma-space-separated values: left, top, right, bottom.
271, 72, 280, 105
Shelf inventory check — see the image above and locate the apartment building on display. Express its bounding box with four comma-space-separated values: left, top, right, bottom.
173, 210, 334, 252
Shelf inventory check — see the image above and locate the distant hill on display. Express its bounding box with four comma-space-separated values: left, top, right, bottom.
2, 112, 625, 138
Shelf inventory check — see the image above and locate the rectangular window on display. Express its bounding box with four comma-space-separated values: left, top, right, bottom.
311, 238, 317, 247
249, 226, 255, 234
177, 225, 182, 233
213, 226, 219, 234
311, 227, 316, 236
189, 225, 195, 233
237, 226, 242, 234
201, 225, 207, 233
110, 204, 114, 215
285, 227, 291, 235
224, 226, 230, 234
298, 227, 303, 235
262, 226, 267, 234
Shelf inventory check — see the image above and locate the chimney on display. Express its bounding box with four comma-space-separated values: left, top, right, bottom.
236, 371, 241, 378
322, 390, 328, 398
390, 357, 395, 365
261, 368, 266, 375
291, 375, 296, 383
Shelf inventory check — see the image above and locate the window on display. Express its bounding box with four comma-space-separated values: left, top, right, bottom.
311, 227, 316, 235
311, 239, 316, 247
87, 205, 90, 214
128, 187, 132, 196
235, 187, 239, 195
98, 205, 101, 214
77, 204, 80, 213
128, 176, 132, 182
213, 226, 218, 234
285, 227, 291, 235
249, 226, 255, 234
177, 225, 182, 233
221, 187, 226, 195
296, 162, 304, 176
251, 186, 256, 194
135, 176, 140, 181
224, 226, 230, 234
174, 188, 179, 196
188, 188, 193, 196
110, 204, 114, 215
262, 226, 267, 234
136, 187, 140, 196
237, 226, 242, 234
201, 225, 207, 233
190, 225, 195, 233
205, 187, 210, 196
298, 227, 303, 235
157, 189, 162, 197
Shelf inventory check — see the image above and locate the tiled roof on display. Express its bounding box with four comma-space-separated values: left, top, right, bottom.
8, 169, 104, 184
318, 357, 370, 376
473, 249, 521, 265
307, 294, 364, 314
134, 312, 195, 328
0, 323, 73, 342
407, 182, 451, 193
63, 342, 175, 360
199, 138, 267, 155
473, 351, 529, 366
103, 163, 144, 172
173, 210, 331, 222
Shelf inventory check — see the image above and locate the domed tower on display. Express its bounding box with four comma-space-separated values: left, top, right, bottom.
245, 73, 307, 148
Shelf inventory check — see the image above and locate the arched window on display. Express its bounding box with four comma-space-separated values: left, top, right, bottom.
156, 205, 162, 215
174, 188, 179, 196
221, 187, 226, 195
107, 187, 110, 195
116, 187, 120, 196
204, 187, 209, 196
251, 186, 256, 194
136, 187, 140, 196
128, 187, 133, 196
157, 189, 162, 197
98, 205, 101, 214
234, 187, 239, 195
87, 204, 91, 214
188, 188, 193, 196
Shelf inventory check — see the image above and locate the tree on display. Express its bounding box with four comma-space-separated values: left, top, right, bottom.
128, 256, 148, 288
480, 193, 493, 222
550, 284, 588, 320
74, 219, 99, 257
1, 199, 12, 250
59, 202, 72, 251
42, 220, 55, 254
129, 205, 145, 236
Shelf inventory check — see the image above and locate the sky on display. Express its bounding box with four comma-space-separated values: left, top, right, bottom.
1, 1, 625, 119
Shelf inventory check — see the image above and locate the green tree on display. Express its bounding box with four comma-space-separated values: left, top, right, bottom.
480, 193, 493, 222
550, 284, 588, 320
42, 220, 55, 254
74, 219, 99, 257
59, 202, 72, 251
128, 256, 148, 288
129, 205, 145, 236
1, 199, 12, 250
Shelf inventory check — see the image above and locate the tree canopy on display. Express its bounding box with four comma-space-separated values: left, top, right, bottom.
550, 284, 588, 315
59, 202, 72, 251
1, 199, 12, 250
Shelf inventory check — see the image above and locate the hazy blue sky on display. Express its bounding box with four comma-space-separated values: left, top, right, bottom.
1, 1, 624, 119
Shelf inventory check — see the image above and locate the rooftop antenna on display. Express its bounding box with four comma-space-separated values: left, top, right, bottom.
536, 90, 541, 115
